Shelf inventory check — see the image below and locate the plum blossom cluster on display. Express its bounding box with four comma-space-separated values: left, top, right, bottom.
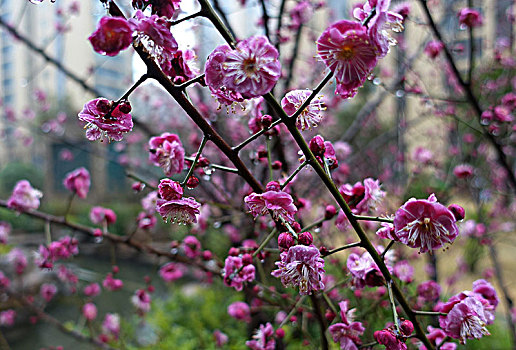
205, 36, 281, 104
223, 253, 256, 291
148, 133, 185, 176
245, 322, 275, 350
155, 178, 201, 224
35, 236, 79, 269
436, 279, 498, 344
374, 319, 414, 350
317, 0, 404, 98
328, 300, 365, 350
63, 167, 90, 198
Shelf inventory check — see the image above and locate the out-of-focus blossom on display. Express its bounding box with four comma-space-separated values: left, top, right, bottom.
281, 90, 325, 131
88, 17, 133, 56
7, 180, 43, 213
63, 167, 90, 198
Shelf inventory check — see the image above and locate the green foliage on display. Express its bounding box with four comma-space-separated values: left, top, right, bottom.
124, 283, 249, 349
0, 162, 44, 196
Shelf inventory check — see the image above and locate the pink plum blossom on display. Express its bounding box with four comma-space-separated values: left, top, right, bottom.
63, 167, 90, 198
420, 326, 457, 350
213, 329, 229, 347
417, 280, 441, 303
246, 322, 275, 350
271, 245, 325, 295
453, 164, 474, 179
346, 250, 385, 289
182, 235, 201, 259
393, 260, 414, 283
40, 283, 58, 302
78, 98, 133, 142
424, 41, 444, 59
148, 133, 185, 176
0, 222, 11, 244
204, 45, 244, 106
244, 182, 297, 223
160, 49, 199, 84
88, 17, 133, 56
281, 90, 326, 131
158, 178, 183, 200
393, 194, 459, 253
223, 255, 256, 291
317, 20, 379, 99
458, 8, 483, 27
103, 273, 124, 291
289, 1, 313, 29
129, 10, 178, 59
90, 206, 117, 225
220, 36, 281, 98
156, 197, 201, 224
131, 288, 152, 313
0, 310, 15, 326
84, 283, 101, 297
8, 248, 27, 275
83, 302, 98, 321
102, 313, 120, 339
228, 301, 251, 322
159, 262, 184, 282
7, 180, 43, 213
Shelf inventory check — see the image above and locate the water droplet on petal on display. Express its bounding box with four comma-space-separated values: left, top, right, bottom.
373, 77, 382, 85
395, 90, 405, 98
213, 221, 221, 228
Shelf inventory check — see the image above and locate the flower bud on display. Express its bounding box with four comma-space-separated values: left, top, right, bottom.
260, 114, 273, 129
202, 250, 213, 260
242, 254, 253, 265
186, 176, 200, 189
400, 319, 414, 337
228, 247, 240, 256
448, 204, 465, 221
298, 231, 313, 246
197, 156, 210, 167
271, 160, 282, 170
309, 135, 326, 156
278, 232, 295, 250
325, 309, 336, 322
118, 101, 132, 114
324, 205, 337, 219
275, 328, 285, 338
265, 181, 281, 192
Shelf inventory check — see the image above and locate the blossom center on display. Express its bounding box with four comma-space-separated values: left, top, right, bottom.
337, 46, 355, 60
242, 57, 258, 76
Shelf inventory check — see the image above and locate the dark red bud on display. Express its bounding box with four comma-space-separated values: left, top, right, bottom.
275, 328, 285, 338
96, 99, 112, 114
186, 176, 200, 189
202, 250, 212, 260
448, 204, 465, 221
271, 160, 282, 170
325, 310, 336, 322
325, 205, 337, 219
228, 247, 240, 256
309, 135, 326, 156
242, 253, 253, 265
118, 101, 132, 114
278, 232, 295, 250
112, 265, 119, 274
260, 114, 273, 128
298, 231, 313, 246
197, 156, 210, 167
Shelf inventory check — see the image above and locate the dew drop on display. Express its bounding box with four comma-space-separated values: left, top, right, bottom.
395, 90, 405, 98
213, 221, 221, 228
373, 77, 382, 85
170, 248, 179, 254
94, 237, 103, 244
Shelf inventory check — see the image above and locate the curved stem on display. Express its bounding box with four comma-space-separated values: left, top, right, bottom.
182, 136, 208, 186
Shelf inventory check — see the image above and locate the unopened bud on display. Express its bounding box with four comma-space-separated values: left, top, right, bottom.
186, 176, 200, 189
118, 101, 132, 114
448, 204, 465, 221
260, 114, 273, 128
324, 205, 337, 219
298, 231, 313, 246
278, 232, 294, 250
309, 135, 326, 156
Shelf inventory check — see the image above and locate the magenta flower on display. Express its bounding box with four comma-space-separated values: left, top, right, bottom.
458, 8, 483, 27
317, 20, 378, 99
148, 133, 185, 176
63, 167, 90, 198
393, 260, 414, 283
88, 17, 133, 56
90, 206, 117, 225
393, 194, 459, 253
182, 235, 201, 259
40, 283, 58, 302
213, 329, 229, 347
420, 326, 457, 350
8, 248, 27, 275
472, 279, 499, 309
223, 255, 256, 291
204, 45, 244, 106
289, 1, 313, 29
159, 262, 184, 282
83, 283, 101, 297
329, 322, 365, 350
102, 273, 124, 291
453, 164, 474, 179
246, 322, 276, 350
130, 10, 178, 59
83, 302, 98, 321
0, 222, 10, 244
438, 295, 491, 344
131, 288, 152, 313
346, 251, 385, 289
158, 178, 183, 200
156, 197, 201, 224
7, 180, 43, 213
222, 36, 281, 98
356, 178, 385, 213
228, 301, 251, 322
271, 245, 325, 295
0, 310, 15, 327
417, 280, 441, 303
244, 184, 297, 223
424, 41, 444, 59
159, 49, 199, 84
281, 90, 326, 131
137, 211, 157, 230
78, 98, 133, 142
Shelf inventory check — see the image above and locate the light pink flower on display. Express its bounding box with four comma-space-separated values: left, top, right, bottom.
7, 180, 43, 213
88, 17, 133, 56
102, 313, 120, 339
223, 255, 256, 291
40, 283, 58, 302
156, 197, 201, 224
8, 248, 27, 275
221, 36, 281, 98
83, 302, 98, 321
228, 301, 251, 322
317, 20, 378, 99
90, 206, 117, 225
420, 326, 457, 350
129, 10, 178, 59
246, 322, 275, 350
281, 90, 325, 131
413, 146, 434, 164
0, 222, 11, 244
346, 251, 385, 289
271, 245, 325, 295
393, 260, 414, 283
393, 194, 459, 253
204, 45, 244, 106
159, 262, 184, 282
356, 178, 385, 212
78, 98, 133, 142
63, 167, 90, 198
472, 279, 499, 309
141, 191, 158, 214
137, 211, 157, 229
131, 288, 151, 313
213, 329, 229, 347
244, 183, 297, 223
329, 322, 365, 350
148, 133, 185, 176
